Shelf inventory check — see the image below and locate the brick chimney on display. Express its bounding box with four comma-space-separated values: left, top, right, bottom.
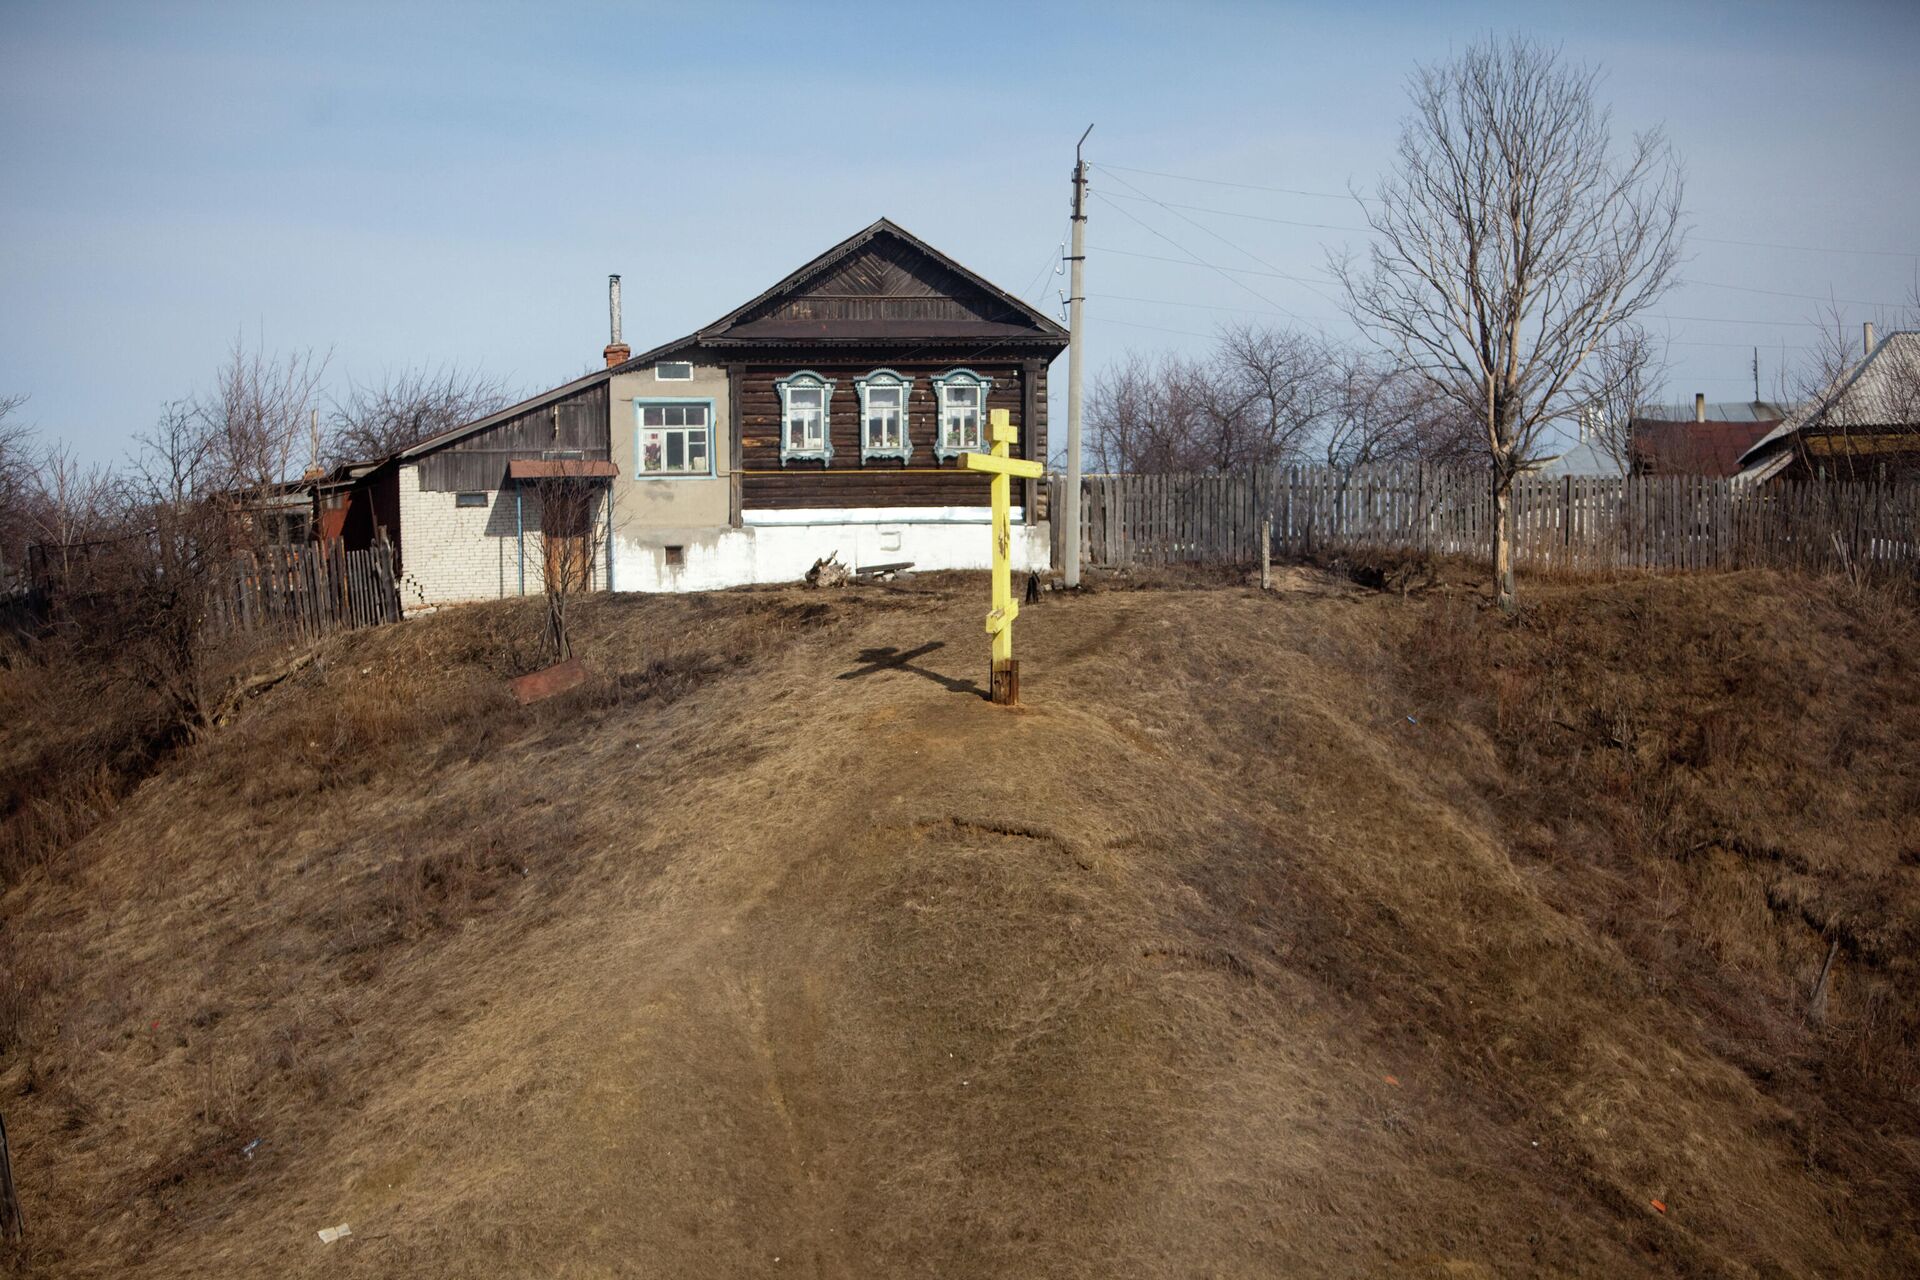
603, 274, 631, 368
1694, 392, 1705, 423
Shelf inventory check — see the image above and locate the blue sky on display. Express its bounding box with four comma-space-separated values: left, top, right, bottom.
4, 0, 1918, 464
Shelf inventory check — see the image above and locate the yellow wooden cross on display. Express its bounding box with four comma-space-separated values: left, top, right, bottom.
962, 408, 1045, 704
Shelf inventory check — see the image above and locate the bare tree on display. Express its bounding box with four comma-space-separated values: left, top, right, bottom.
1209, 324, 1329, 469
327, 364, 516, 464
1573, 325, 1667, 475
1085, 351, 1202, 474
102, 399, 245, 734
198, 336, 331, 498
523, 474, 606, 662
25, 440, 122, 587
1333, 36, 1685, 612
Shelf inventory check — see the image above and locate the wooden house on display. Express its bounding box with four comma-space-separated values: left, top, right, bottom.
331, 219, 1067, 605
1738, 331, 1920, 484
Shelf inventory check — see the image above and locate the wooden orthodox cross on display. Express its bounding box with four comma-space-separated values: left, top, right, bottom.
962, 409, 1045, 704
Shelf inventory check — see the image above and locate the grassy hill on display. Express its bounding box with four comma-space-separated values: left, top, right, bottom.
2, 565, 1916, 1277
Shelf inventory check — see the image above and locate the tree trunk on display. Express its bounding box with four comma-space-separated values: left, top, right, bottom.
547, 591, 571, 662
1493, 479, 1518, 615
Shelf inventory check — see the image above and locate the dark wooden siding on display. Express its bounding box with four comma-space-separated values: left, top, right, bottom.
740, 358, 1051, 510
416, 383, 611, 492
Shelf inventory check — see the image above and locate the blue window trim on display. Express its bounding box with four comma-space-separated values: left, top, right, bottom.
854, 368, 915, 465
931, 368, 994, 461
775, 370, 836, 467
634, 396, 718, 479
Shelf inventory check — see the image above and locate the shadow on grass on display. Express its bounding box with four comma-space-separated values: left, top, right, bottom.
838, 642, 986, 699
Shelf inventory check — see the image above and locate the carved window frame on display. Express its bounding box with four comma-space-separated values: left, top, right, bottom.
932, 368, 994, 461
855, 369, 914, 465
776, 370, 835, 466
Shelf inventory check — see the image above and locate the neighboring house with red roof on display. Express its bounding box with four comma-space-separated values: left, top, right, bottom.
1629, 397, 1783, 478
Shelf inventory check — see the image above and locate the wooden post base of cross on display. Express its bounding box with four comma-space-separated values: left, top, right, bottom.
963, 408, 1045, 709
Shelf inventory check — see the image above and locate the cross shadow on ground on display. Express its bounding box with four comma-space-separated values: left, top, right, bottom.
837, 642, 986, 699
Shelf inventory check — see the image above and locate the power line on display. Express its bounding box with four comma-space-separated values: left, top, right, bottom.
1094, 293, 1345, 325
1097, 186, 1370, 234
1095, 157, 1920, 260
1096, 293, 1290, 316
1094, 167, 1349, 313
1680, 277, 1911, 309
1099, 241, 1840, 331
1093, 160, 1368, 204
1094, 244, 1329, 283
1651, 312, 1834, 328
1089, 188, 1310, 322
1690, 233, 1920, 261
1097, 315, 1216, 340
1659, 336, 1813, 351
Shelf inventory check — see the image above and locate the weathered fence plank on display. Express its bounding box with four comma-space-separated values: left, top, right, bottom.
210, 538, 403, 640
1062, 463, 1918, 582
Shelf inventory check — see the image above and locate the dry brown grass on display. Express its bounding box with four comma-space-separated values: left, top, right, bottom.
0, 566, 1915, 1277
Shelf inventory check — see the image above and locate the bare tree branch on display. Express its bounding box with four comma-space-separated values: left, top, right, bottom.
327, 364, 516, 464
1572, 324, 1666, 475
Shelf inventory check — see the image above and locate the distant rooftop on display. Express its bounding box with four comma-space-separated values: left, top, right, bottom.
1535, 439, 1625, 478
1635, 401, 1787, 424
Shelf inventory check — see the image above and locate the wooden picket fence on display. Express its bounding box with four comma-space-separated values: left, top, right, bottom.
1054, 464, 1920, 578
208, 536, 403, 640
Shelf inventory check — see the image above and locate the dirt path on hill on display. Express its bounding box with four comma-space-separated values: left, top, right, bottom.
8, 575, 1916, 1278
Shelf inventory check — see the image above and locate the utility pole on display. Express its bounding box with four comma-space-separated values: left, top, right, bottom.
1062, 124, 1092, 589
1752, 347, 1760, 404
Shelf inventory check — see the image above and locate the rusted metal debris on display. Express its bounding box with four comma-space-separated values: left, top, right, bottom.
510, 657, 591, 705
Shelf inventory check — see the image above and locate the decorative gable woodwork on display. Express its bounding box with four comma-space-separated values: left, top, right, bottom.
728, 236, 1008, 333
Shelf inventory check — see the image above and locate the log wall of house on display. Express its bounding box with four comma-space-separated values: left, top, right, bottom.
737, 358, 1049, 510
416, 382, 612, 492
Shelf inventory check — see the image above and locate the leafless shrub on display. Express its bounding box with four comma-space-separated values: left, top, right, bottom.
1333, 35, 1685, 612
1087, 326, 1329, 473
0, 394, 34, 590
1088, 329, 1482, 479
523, 474, 607, 662
1320, 347, 1483, 473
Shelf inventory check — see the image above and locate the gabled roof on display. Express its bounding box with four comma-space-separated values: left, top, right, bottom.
616, 217, 1069, 367
381, 219, 1068, 466
1740, 331, 1920, 466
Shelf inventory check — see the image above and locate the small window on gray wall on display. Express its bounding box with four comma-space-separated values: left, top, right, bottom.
655, 362, 693, 381
455, 491, 487, 508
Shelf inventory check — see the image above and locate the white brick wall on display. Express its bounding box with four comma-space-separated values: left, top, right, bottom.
397, 467, 607, 609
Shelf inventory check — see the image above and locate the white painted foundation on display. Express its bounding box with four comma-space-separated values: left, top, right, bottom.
611, 509, 1051, 593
